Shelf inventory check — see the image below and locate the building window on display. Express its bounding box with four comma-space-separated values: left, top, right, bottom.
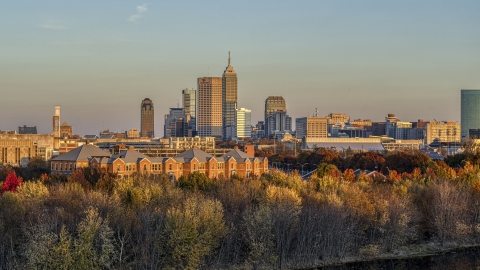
169, 164, 172, 171
117, 164, 120, 171
144, 164, 147, 171
69, 164, 73, 170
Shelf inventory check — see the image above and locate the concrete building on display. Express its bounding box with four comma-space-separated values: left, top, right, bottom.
126, 129, 140, 139
60, 122, 73, 138
0, 134, 54, 166
461, 89, 480, 140
296, 116, 328, 139
425, 121, 460, 145
197, 77, 223, 138
264, 96, 287, 138
222, 52, 238, 141
327, 113, 350, 125
182, 88, 197, 136
18, 125, 37, 134
141, 98, 155, 138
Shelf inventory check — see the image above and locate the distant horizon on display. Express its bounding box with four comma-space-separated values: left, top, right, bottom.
1, 1, 479, 136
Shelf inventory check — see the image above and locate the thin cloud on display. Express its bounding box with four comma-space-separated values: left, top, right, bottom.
128, 4, 148, 23
38, 21, 68, 30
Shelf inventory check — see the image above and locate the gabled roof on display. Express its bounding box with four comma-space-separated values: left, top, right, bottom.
52, 145, 111, 162
222, 149, 254, 162
84, 135, 98, 140
110, 150, 149, 163
174, 148, 213, 162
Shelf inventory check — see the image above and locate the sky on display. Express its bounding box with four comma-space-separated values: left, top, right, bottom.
1, 0, 480, 136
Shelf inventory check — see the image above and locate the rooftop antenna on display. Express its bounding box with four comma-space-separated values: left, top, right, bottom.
228, 51, 231, 65
177, 99, 180, 108
315, 108, 318, 117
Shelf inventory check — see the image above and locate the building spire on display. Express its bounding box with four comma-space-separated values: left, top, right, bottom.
228, 51, 230, 65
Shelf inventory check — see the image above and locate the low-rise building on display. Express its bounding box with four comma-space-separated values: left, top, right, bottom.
52, 145, 268, 179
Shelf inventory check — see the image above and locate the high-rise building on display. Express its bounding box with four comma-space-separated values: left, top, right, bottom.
141, 98, 155, 138
182, 88, 196, 118
182, 88, 197, 136
461, 90, 480, 140
236, 108, 252, 139
164, 108, 189, 138
53, 105, 60, 149
296, 116, 328, 139
197, 77, 223, 138
222, 52, 237, 141
265, 96, 287, 138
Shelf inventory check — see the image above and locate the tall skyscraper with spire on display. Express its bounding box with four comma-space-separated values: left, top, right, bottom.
222, 51, 238, 141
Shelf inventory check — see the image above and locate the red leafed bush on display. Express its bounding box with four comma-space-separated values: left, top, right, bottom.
1, 171, 22, 194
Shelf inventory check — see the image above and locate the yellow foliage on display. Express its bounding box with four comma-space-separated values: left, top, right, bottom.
18, 181, 49, 200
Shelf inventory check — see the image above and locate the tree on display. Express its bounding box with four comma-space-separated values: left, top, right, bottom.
2, 171, 22, 194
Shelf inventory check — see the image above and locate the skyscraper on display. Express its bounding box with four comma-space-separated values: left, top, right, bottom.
264, 96, 289, 138
141, 98, 154, 138
222, 52, 237, 141
182, 88, 196, 136
197, 77, 222, 138
461, 89, 480, 140
164, 108, 189, 138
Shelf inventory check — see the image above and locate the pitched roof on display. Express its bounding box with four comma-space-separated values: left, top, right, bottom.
222, 149, 254, 162
52, 145, 111, 162
174, 148, 213, 162
110, 150, 149, 163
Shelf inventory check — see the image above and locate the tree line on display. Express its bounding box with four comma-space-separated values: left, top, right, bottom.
1, 148, 480, 269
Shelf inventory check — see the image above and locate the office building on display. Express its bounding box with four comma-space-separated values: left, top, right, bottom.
182, 88, 197, 136
126, 129, 140, 139
461, 90, 480, 140
222, 52, 238, 141
296, 116, 328, 139
236, 108, 252, 139
164, 108, 189, 138
265, 96, 289, 138
425, 121, 460, 145
327, 113, 350, 125
18, 125, 37, 134
141, 98, 155, 138
197, 77, 223, 138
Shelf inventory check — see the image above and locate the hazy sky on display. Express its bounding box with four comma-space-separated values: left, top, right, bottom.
1, 1, 479, 136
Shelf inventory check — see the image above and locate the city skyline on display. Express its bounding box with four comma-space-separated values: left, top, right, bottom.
1, 1, 479, 136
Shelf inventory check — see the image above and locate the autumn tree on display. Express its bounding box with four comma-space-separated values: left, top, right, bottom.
2, 171, 22, 194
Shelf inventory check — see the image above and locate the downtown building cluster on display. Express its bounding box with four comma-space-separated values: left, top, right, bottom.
1, 53, 480, 168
